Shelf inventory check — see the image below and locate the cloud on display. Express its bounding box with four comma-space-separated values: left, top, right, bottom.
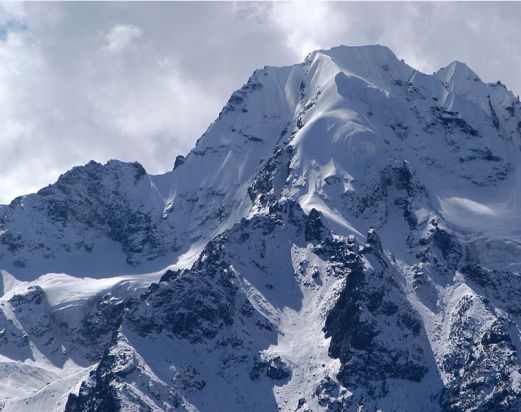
269, 2, 346, 59
0, 2, 520, 204
103, 24, 142, 54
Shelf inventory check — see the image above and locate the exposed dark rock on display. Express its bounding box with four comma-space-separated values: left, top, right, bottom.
489, 97, 500, 130
324, 230, 429, 397
65, 337, 182, 412
305, 208, 326, 242
173, 155, 185, 170
440, 294, 521, 412
248, 146, 293, 207
250, 354, 291, 381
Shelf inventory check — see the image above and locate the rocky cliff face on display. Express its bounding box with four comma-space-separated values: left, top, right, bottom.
2, 45, 521, 411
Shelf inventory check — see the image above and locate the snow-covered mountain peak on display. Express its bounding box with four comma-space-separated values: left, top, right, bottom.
310, 44, 402, 72
435, 59, 517, 113
436, 60, 481, 84
3, 45, 521, 411
304, 44, 413, 94
3, 44, 521, 278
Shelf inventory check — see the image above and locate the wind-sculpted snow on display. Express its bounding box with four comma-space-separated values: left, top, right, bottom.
3, 44, 521, 411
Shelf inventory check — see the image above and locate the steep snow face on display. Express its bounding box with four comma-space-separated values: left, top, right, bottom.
285, 46, 521, 250
3, 44, 521, 411
156, 63, 303, 250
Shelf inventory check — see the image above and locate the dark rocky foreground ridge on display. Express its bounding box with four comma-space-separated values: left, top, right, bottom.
2, 45, 521, 411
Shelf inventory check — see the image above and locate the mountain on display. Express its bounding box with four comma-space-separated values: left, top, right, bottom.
2, 44, 521, 411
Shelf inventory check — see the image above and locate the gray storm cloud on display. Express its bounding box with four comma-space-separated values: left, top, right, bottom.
0, 1, 519, 204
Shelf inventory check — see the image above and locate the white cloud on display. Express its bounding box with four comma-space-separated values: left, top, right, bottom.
103, 24, 142, 54
269, 2, 346, 59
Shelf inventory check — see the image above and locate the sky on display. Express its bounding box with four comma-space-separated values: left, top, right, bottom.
0, 1, 520, 204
